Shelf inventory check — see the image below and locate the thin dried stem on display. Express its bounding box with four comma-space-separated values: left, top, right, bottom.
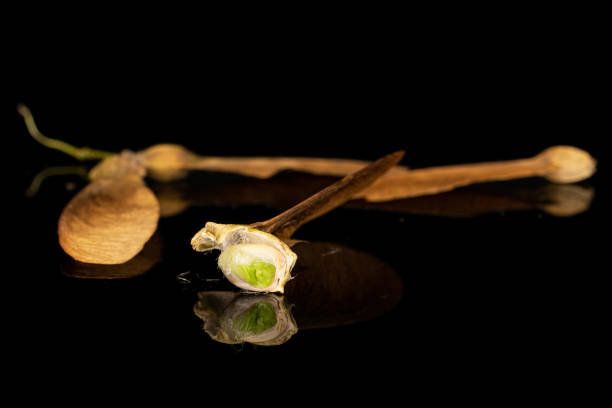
183, 155, 409, 178
17, 104, 114, 161
137, 144, 410, 181
252, 150, 405, 238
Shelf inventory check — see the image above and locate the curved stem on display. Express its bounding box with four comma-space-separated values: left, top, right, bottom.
25, 165, 89, 197
17, 104, 115, 161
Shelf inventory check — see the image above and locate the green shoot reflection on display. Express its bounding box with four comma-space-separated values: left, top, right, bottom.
194, 241, 403, 346
194, 292, 297, 346
25, 165, 89, 197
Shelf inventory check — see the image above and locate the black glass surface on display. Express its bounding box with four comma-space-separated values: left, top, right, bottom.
14, 146, 604, 379
10, 31, 605, 394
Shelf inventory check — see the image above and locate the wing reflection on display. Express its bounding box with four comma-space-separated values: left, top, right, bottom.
351, 181, 595, 218
151, 173, 594, 218
285, 241, 403, 329
61, 231, 163, 279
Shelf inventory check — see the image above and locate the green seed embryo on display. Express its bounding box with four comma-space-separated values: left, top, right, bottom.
218, 244, 279, 289
235, 261, 276, 288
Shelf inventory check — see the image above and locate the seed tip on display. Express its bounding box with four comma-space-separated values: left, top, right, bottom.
17, 103, 30, 116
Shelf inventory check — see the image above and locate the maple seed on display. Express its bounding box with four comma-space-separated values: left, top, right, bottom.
58, 153, 160, 264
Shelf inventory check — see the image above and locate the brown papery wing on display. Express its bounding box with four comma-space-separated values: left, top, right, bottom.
58, 174, 160, 265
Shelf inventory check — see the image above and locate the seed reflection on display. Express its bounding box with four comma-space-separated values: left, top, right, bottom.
193, 242, 404, 346
194, 292, 298, 346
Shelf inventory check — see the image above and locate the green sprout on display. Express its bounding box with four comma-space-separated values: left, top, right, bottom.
217, 243, 281, 290
234, 261, 276, 288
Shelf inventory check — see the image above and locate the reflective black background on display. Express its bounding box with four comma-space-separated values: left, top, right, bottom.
9, 11, 606, 398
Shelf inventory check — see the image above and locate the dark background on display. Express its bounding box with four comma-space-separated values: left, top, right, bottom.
8, 8, 606, 399
9, 7, 605, 165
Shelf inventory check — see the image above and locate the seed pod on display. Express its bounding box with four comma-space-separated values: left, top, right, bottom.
194, 292, 298, 346
191, 222, 297, 293
536, 145, 597, 184
138, 143, 198, 182
58, 151, 160, 264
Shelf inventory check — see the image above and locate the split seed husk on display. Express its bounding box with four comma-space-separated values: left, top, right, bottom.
191, 223, 297, 293
191, 151, 405, 292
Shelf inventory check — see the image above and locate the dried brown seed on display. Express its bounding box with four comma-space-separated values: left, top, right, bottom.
356, 145, 596, 202
58, 153, 160, 264
137, 144, 198, 182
